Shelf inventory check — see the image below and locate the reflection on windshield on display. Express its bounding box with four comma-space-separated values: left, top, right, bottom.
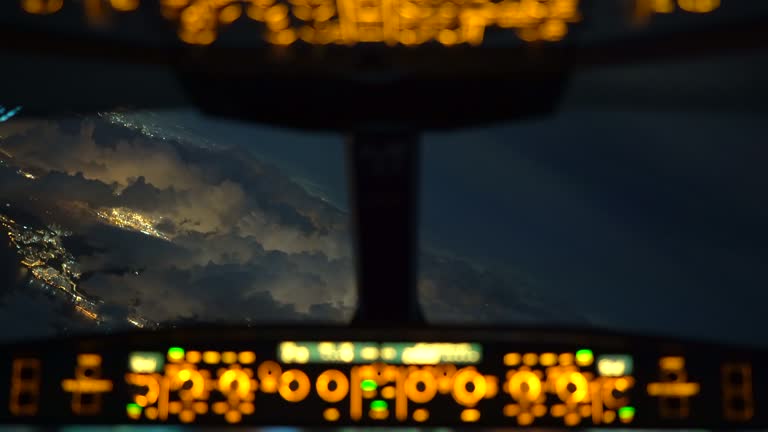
0, 111, 355, 340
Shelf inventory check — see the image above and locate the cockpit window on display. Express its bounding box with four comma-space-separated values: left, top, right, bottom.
0, 110, 355, 341
419, 108, 768, 348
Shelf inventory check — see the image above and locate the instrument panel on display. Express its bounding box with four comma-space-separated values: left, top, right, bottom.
0, 326, 764, 428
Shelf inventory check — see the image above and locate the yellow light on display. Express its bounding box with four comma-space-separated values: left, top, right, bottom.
221, 351, 237, 364
212, 401, 228, 414
316, 369, 349, 402
650, 0, 675, 13
179, 410, 195, 423
437, 29, 458, 45
460, 408, 481, 422
186, 351, 201, 364
22, 0, 44, 14
381, 386, 396, 399
503, 404, 519, 417
360, 346, 379, 360
522, 353, 538, 366
533, 404, 547, 417
279, 369, 310, 402
203, 351, 221, 364
504, 353, 521, 366
218, 369, 251, 398
660, 356, 685, 370
110, 0, 139, 11
452, 368, 486, 406
238, 351, 256, 364
556, 372, 588, 403
219, 3, 242, 23
565, 412, 581, 426
558, 353, 574, 366
225, 410, 242, 423
508, 370, 541, 402
678, 0, 720, 13
540, 352, 557, 366
257, 361, 281, 393
323, 407, 340, 421
405, 370, 437, 403
78, 354, 102, 368
552, 404, 567, 417
240, 402, 254, 415
145, 406, 158, 420
413, 408, 429, 422
194, 402, 208, 414
603, 410, 616, 423
647, 382, 700, 397
519, 412, 534, 425
178, 369, 191, 381
540, 18, 567, 41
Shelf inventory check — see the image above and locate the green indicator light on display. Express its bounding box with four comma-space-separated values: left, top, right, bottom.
575, 349, 594, 365
618, 406, 636, 420
370, 400, 388, 411
167, 346, 185, 361
361, 379, 378, 392
126, 403, 142, 416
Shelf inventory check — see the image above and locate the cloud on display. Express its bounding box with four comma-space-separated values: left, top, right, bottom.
0, 113, 583, 339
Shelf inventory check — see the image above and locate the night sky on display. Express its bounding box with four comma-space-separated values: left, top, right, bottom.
0, 105, 766, 348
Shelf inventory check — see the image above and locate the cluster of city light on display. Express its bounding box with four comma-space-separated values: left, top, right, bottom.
18, 0, 723, 46
1, 211, 155, 328
96, 207, 171, 241
1, 213, 85, 296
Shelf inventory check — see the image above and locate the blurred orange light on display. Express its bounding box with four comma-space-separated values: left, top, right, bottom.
110, 0, 140, 11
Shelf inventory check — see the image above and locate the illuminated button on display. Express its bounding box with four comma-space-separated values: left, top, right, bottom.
238, 351, 256, 364
221, 351, 238, 364
240, 402, 254, 415
597, 355, 633, 377
618, 406, 635, 423
186, 351, 201, 364
381, 386, 396, 399
575, 349, 593, 366
324, 407, 340, 421
218, 369, 251, 399
126, 403, 142, 420
203, 351, 221, 364
257, 361, 282, 393
179, 410, 195, 423
279, 369, 310, 402
316, 369, 349, 402
522, 353, 538, 366
225, 410, 242, 423
603, 410, 616, 423
361, 379, 377, 392
540, 353, 557, 366
168, 347, 185, 362
555, 371, 588, 403
508, 370, 542, 402
130, 352, 164, 373
504, 353, 521, 366
460, 408, 481, 422
405, 369, 438, 403
145, 406, 158, 420
452, 368, 486, 407
558, 353, 574, 366
413, 408, 429, 422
